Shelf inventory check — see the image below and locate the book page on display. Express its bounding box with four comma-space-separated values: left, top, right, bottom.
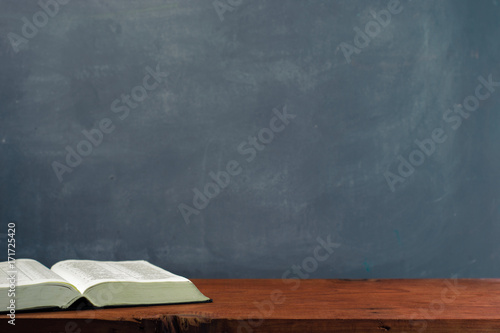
51, 260, 189, 293
0, 259, 72, 287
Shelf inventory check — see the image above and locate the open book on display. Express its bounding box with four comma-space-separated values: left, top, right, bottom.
0, 259, 211, 312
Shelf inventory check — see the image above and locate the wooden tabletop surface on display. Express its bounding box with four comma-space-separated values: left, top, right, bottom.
6, 279, 500, 332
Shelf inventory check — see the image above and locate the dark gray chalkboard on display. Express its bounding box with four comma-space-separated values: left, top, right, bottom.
1, 0, 499, 279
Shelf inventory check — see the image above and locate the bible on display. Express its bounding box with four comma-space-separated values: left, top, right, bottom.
0, 259, 211, 312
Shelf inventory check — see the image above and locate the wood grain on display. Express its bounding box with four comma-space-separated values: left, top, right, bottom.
4, 279, 500, 332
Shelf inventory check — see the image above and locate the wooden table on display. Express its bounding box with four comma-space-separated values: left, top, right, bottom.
5, 279, 500, 332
